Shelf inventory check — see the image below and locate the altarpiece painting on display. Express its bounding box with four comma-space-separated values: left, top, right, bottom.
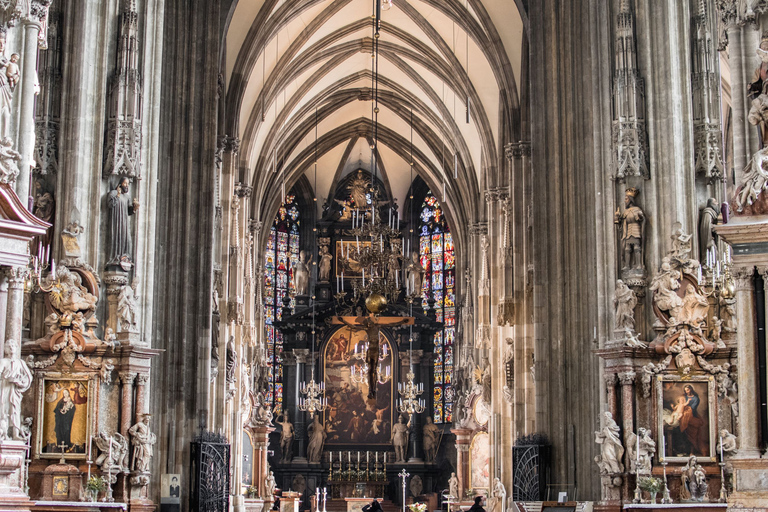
323, 326, 394, 445
656, 374, 716, 462
36, 374, 95, 458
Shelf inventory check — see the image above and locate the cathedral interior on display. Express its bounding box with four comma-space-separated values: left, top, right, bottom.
2, 0, 768, 511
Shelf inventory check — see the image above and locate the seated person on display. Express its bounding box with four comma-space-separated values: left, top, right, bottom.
362, 500, 383, 512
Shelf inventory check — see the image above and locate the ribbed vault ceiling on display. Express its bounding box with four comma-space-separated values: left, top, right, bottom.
224, 0, 525, 228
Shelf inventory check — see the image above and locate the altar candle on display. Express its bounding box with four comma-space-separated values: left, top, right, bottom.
636, 431, 640, 470
719, 437, 724, 462
367, 451, 369, 463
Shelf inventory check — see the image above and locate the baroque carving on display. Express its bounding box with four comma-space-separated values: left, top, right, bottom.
595, 411, 624, 474
128, 414, 156, 473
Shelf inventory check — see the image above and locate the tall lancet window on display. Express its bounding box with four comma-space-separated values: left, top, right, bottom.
419, 191, 455, 423
263, 193, 301, 414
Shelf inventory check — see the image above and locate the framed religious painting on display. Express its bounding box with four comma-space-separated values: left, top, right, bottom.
335, 241, 372, 278
656, 374, 717, 463
36, 373, 96, 459
322, 326, 395, 445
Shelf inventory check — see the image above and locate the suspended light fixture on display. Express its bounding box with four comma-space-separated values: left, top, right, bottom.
397, 303, 425, 415
298, 297, 328, 414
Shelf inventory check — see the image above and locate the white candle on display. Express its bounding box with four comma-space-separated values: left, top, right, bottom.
636, 431, 640, 471
720, 434, 724, 462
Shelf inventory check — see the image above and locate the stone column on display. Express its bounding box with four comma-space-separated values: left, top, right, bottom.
14, 16, 43, 205
451, 428, 472, 499
119, 372, 136, 437
4, 267, 28, 347
134, 373, 149, 420
734, 267, 759, 456
251, 426, 275, 500
603, 373, 618, 419
617, 371, 635, 471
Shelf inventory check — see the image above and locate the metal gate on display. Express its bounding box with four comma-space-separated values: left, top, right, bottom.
512, 444, 549, 501
190, 432, 231, 512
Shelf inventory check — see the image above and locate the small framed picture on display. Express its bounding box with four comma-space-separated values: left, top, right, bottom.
36, 374, 96, 459
656, 374, 717, 463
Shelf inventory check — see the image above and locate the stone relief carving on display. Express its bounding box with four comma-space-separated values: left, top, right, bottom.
736, 146, 768, 211
247, 391, 273, 429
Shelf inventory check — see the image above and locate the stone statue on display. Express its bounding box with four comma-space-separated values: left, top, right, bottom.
107, 176, 139, 270
293, 250, 312, 296
614, 188, 645, 271
624, 329, 647, 348
265, 470, 277, 498
749, 36, 768, 147
719, 295, 737, 332
391, 414, 409, 463
718, 429, 738, 456
386, 250, 402, 285
635, 427, 655, 474
448, 472, 459, 498
613, 280, 637, 332
249, 391, 273, 428
736, 146, 768, 211
0, 37, 17, 138
5, 53, 19, 90
0, 137, 20, 184
480, 358, 492, 404
405, 251, 425, 296
128, 414, 156, 472
711, 317, 725, 348
595, 411, 624, 474
422, 416, 440, 463
698, 198, 719, 264
347, 169, 370, 209
277, 411, 294, 463
680, 456, 708, 502
226, 335, 238, 390
491, 477, 506, 512
650, 257, 683, 315
94, 431, 129, 472
318, 245, 333, 282
0, 339, 32, 440
679, 285, 709, 327
33, 182, 55, 223
306, 413, 326, 463
117, 278, 139, 332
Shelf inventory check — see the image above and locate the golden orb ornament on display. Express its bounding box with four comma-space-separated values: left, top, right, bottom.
365, 293, 388, 314
721, 278, 736, 299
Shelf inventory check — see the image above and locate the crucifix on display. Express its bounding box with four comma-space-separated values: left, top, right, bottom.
57, 442, 67, 464
331, 313, 413, 399
398, 469, 410, 512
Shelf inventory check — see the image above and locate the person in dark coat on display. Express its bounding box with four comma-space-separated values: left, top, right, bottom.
362, 499, 383, 512
467, 496, 485, 512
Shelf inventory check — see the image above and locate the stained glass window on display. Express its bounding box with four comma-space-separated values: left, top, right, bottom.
263, 193, 301, 415
419, 191, 455, 423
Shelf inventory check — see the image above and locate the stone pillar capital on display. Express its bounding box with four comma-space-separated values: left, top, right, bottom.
5, 267, 29, 288
135, 373, 149, 386
618, 371, 636, 386
733, 266, 755, 291
603, 372, 617, 387
293, 348, 311, 364
119, 371, 137, 385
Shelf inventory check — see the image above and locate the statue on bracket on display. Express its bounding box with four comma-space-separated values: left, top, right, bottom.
405, 251, 425, 296
0, 34, 19, 139
117, 277, 139, 332
277, 410, 294, 463
698, 198, 719, 264
614, 188, 645, 276
107, 176, 139, 271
